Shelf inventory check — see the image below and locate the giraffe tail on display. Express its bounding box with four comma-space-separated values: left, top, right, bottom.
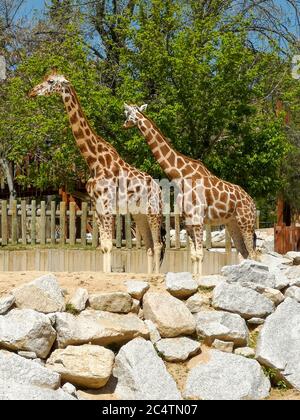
253, 232, 257, 250
160, 224, 166, 265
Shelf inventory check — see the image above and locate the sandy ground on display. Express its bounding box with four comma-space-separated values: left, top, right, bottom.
0, 270, 299, 401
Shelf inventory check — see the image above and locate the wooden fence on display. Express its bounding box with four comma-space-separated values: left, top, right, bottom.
0, 199, 232, 250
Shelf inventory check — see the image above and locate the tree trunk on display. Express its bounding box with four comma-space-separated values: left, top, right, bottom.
0, 158, 16, 204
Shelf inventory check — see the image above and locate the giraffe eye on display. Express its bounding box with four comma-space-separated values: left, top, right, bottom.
48, 80, 54, 85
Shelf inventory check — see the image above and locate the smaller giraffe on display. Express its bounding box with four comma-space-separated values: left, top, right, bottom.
29, 71, 163, 273
123, 103, 257, 275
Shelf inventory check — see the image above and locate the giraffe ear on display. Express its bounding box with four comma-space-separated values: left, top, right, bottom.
124, 103, 131, 111
51, 67, 58, 75
139, 104, 148, 113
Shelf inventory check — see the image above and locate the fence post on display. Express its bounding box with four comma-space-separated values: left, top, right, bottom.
165, 213, 171, 249
21, 200, 27, 245
50, 201, 56, 245
116, 213, 122, 248
69, 202, 76, 246
60, 201, 66, 245
11, 199, 18, 245
81, 202, 87, 246
92, 210, 99, 248
125, 213, 132, 249
40, 201, 46, 245
1, 200, 8, 246
174, 205, 180, 249
31, 200, 36, 245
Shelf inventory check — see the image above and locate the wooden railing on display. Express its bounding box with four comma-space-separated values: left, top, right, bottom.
0, 199, 232, 250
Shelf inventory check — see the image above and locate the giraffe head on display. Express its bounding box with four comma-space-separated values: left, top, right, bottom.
29, 69, 70, 98
123, 103, 148, 129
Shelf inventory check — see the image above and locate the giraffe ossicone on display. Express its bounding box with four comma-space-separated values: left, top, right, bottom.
123, 103, 258, 276
29, 71, 164, 274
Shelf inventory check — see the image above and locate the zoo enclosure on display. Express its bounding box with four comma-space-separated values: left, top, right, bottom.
0, 199, 235, 250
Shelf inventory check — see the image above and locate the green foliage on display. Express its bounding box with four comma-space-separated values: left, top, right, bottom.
262, 367, 288, 391
65, 303, 80, 316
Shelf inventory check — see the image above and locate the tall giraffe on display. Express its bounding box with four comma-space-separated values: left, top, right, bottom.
123, 104, 257, 275
28, 71, 163, 273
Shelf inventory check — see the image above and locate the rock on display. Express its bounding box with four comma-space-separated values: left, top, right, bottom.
89, 292, 133, 313
155, 337, 200, 362
68, 288, 88, 312
144, 320, 161, 344
62, 382, 77, 398
46, 344, 114, 389
0, 350, 60, 390
185, 294, 211, 313
260, 287, 285, 306
18, 351, 37, 360
0, 380, 76, 400
0, 309, 56, 358
293, 257, 300, 266
284, 286, 300, 303
212, 283, 274, 320
247, 318, 265, 326
114, 338, 181, 400
234, 347, 255, 358
256, 298, 300, 389
12, 274, 65, 313
212, 339, 234, 353
55, 309, 148, 348
143, 292, 196, 337
125, 280, 150, 300
0, 295, 15, 315
197, 275, 225, 289
285, 251, 300, 260
131, 299, 140, 314
284, 266, 300, 287
184, 350, 270, 400
221, 260, 276, 289
165, 272, 198, 298
194, 310, 248, 346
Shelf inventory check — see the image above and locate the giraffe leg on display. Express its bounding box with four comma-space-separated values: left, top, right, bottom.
236, 220, 257, 261
148, 214, 163, 274
96, 214, 113, 273
147, 248, 154, 274
226, 219, 249, 259
190, 225, 204, 277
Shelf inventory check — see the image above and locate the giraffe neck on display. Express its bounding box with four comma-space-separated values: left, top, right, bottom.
137, 116, 211, 178
61, 85, 117, 170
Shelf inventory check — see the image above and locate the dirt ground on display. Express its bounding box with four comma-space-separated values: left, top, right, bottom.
0, 270, 299, 401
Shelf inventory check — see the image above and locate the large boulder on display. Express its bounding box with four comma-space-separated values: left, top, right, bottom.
221, 260, 276, 289
0, 380, 76, 400
155, 337, 200, 362
55, 309, 149, 348
0, 295, 15, 315
256, 298, 300, 390
68, 288, 88, 313
89, 292, 133, 313
46, 344, 114, 389
194, 310, 249, 346
284, 266, 300, 287
125, 280, 150, 300
0, 309, 56, 358
12, 274, 65, 313
113, 337, 181, 400
212, 282, 274, 320
0, 350, 60, 390
165, 272, 198, 298
184, 350, 270, 400
284, 286, 300, 303
143, 292, 196, 337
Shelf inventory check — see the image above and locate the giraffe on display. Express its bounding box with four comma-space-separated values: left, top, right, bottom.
28, 71, 163, 274
123, 104, 257, 276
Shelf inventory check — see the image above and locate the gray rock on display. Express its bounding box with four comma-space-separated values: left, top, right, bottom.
62, 382, 77, 398
144, 320, 161, 344
18, 351, 37, 360
125, 280, 150, 300
46, 344, 114, 389
247, 318, 265, 326
184, 350, 270, 400
0, 380, 75, 400
259, 287, 285, 306
194, 310, 249, 346
12, 274, 65, 313
114, 337, 181, 400
0, 350, 60, 390
0, 309, 56, 358
197, 275, 225, 289
256, 298, 300, 390
0, 295, 15, 315
234, 347, 255, 358
212, 282, 274, 320
68, 288, 88, 312
130, 299, 141, 314
284, 286, 300, 302
285, 251, 300, 260
185, 294, 211, 313
89, 292, 133, 313
212, 339, 234, 353
165, 272, 198, 298
282, 266, 300, 287
155, 337, 200, 362
143, 292, 196, 337
221, 260, 276, 289
55, 309, 149, 348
